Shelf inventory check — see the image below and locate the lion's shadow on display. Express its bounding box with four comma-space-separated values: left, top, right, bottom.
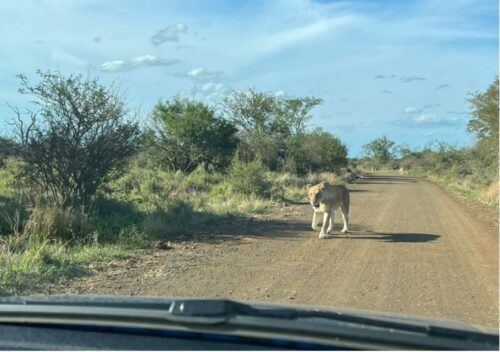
323, 230, 439, 243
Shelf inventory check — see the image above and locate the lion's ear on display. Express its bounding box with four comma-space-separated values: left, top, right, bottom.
306, 183, 312, 189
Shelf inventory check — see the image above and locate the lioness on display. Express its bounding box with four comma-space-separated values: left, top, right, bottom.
307, 182, 350, 239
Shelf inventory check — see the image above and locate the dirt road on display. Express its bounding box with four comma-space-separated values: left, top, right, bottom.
59, 174, 499, 328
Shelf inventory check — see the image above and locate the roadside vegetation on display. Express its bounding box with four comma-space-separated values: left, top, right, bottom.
0, 71, 352, 294
358, 77, 499, 208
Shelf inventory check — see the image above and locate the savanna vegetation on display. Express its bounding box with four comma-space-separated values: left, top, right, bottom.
359, 77, 499, 207
0, 71, 496, 294
0, 71, 351, 294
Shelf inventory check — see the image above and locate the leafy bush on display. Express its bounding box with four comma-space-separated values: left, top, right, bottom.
223, 89, 322, 171
6, 71, 142, 209
226, 158, 274, 198
286, 128, 348, 175
150, 98, 238, 173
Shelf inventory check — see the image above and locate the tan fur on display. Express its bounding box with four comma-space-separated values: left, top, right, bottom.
306, 182, 350, 239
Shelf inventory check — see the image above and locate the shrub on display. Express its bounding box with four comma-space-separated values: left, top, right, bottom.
150, 98, 238, 173
227, 158, 273, 198
6, 71, 142, 209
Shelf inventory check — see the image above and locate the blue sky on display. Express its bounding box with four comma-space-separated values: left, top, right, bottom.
0, 0, 498, 156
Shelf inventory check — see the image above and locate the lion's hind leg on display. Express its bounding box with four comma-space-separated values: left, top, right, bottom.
340, 205, 349, 233
326, 210, 334, 234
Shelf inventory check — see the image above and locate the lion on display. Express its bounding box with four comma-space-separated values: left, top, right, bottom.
307, 182, 350, 239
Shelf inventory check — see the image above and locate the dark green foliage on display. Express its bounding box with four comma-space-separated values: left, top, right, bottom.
150, 98, 238, 173
223, 89, 322, 171
467, 77, 499, 170
7, 70, 142, 209
362, 136, 396, 166
286, 128, 348, 175
226, 157, 273, 198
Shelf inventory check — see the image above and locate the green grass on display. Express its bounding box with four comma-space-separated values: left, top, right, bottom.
0, 237, 134, 295
0, 157, 345, 295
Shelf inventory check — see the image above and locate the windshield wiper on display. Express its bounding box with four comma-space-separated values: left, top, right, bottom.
0, 296, 498, 350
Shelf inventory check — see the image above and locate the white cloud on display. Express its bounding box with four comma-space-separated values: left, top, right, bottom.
187, 67, 204, 78
131, 54, 179, 66
404, 106, 423, 114
100, 60, 126, 72
151, 22, 188, 45
240, 14, 359, 61
202, 82, 227, 93
197, 82, 231, 105
183, 67, 223, 82
274, 90, 285, 97
99, 55, 180, 72
131, 54, 157, 65
413, 114, 461, 126
391, 114, 463, 128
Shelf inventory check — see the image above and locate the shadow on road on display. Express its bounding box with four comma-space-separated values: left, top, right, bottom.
170, 216, 313, 244
333, 231, 439, 243
354, 174, 418, 184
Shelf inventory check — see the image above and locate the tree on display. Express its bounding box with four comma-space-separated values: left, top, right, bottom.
151, 98, 238, 173
7, 70, 142, 209
275, 97, 323, 137
363, 136, 396, 165
467, 77, 499, 165
223, 89, 277, 134
286, 128, 348, 174
223, 89, 321, 170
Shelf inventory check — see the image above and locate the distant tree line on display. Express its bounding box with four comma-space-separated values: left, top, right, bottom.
361, 76, 498, 193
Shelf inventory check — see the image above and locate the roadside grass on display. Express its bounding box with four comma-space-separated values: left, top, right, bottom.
405, 169, 499, 209
357, 162, 498, 210
427, 174, 498, 209
0, 158, 345, 295
0, 238, 133, 295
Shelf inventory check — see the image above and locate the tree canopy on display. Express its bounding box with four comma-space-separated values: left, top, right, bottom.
151, 98, 238, 173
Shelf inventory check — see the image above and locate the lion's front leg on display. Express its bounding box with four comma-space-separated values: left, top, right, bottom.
319, 210, 331, 239
311, 209, 321, 231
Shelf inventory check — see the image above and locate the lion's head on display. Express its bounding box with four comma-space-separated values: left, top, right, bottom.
306, 182, 325, 209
